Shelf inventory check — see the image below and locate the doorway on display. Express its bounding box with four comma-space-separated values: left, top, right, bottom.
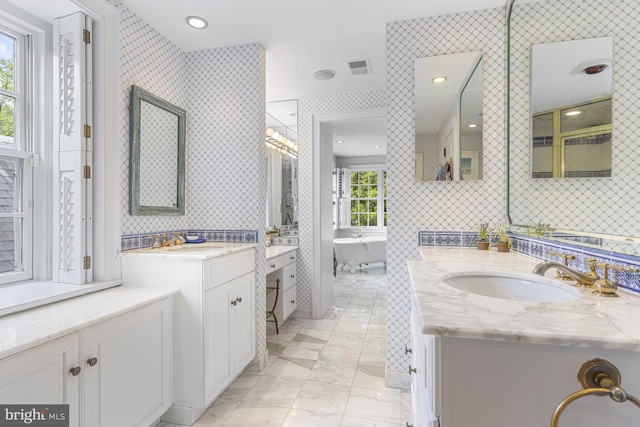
311, 107, 386, 318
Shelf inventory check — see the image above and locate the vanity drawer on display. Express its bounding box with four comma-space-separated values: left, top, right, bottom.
283, 251, 297, 265
203, 249, 255, 291
265, 255, 284, 274
282, 263, 297, 290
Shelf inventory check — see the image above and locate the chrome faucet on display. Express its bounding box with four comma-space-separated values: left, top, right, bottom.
533, 258, 599, 287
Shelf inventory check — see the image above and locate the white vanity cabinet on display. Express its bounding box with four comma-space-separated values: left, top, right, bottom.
203, 271, 255, 404
121, 246, 256, 426
0, 335, 80, 424
0, 297, 173, 427
410, 305, 640, 427
266, 249, 297, 326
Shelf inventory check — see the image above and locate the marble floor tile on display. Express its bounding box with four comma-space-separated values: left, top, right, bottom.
366, 323, 386, 335
294, 328, 333, 344
341, 416, 403, 427
344, 387, 402, 424
326, 330, 367, 349
281, 409, 344, 427
352, 364, 387, 389
279, 341, 325, 360
334, 320, 369, 334
191, 399, 240, 426
291, 381, 351, 414
338, 310, 372, 323
302, 318, 339, 331
217, 372, 261, 401
319, 345, 362, 364
307, 355, 357, 386
241, 376, 305, 407
221, 405, 290, 426
264, 357, 313, 380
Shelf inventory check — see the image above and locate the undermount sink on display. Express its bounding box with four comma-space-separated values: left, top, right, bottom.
442, 271, 580, 302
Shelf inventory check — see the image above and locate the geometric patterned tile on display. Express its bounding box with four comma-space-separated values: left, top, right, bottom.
385, 7, 506, 373
113, 1, 268, 363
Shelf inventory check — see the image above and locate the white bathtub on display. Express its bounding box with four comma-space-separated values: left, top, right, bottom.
333, 237, 387, 273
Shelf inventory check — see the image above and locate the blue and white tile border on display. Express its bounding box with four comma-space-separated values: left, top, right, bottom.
418, 231, 640, 293
121, 229, 259, 250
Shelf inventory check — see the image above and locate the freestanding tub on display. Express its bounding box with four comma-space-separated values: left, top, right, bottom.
333, 237, 387, 273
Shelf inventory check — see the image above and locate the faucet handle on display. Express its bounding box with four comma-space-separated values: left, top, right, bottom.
549, 251, 576, 265
592, 262, 638, 297
549, 251, 577, 281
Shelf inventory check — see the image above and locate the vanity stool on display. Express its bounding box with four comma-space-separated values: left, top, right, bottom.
266, 278, 280, 334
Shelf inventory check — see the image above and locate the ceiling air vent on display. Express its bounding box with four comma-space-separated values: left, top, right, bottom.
346, 59, 371, 76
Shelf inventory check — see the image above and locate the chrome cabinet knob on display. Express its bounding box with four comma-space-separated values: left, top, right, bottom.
70, 366, 81, 376
409, 365, 417, 375
405, 346, 413, 354
237, 297, 242, 303
87, 357, 98, 367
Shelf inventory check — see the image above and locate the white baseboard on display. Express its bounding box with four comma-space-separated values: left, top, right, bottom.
386, 368, 411, 390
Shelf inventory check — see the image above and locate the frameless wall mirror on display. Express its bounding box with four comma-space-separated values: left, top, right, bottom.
129, 85, 186, 215
414, 51, 483, 182
531, 37, 613, 178
508, 0, 640, 253
265, 99, 298, 227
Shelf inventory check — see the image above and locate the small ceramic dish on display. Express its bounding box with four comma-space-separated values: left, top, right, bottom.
186, 235, 200, 241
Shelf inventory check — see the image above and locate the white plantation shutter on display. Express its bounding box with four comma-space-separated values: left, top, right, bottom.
53, 13, 93, 284
337, 168, 351, 229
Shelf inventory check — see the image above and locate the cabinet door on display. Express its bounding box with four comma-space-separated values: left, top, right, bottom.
82, 299, 172, 427
229, 273, 256, 373
0, 334, 80, 427
204, 283, 232, 404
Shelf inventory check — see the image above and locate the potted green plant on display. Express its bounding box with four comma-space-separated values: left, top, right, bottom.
494, 222, 512, 252
474, 222, 492, 250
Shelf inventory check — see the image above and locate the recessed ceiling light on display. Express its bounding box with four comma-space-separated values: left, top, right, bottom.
336, 140, 344, 144
186, 16, 208, 29
314, 70, 337, 81
373, 145, 381, 149
565, 111, 581, 116
431, 76, 447, 83
468, 124, 477, 128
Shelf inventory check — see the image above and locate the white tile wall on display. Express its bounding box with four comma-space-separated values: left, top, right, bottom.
112, 0, 268, 364
386, 7, 506, 373
509, 0, 640, 236
113, 0, 188, 235
415, 134, 439, 181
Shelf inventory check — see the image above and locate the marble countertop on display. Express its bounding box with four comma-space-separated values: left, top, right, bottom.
0, 286, 177, 359
409, 247, 640, 351
266, 245, 298, 260
120, 242, 257, 259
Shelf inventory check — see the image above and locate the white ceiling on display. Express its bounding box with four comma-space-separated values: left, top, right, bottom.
414, 51, 482, 135
10, 0, 509, 158
531, 37, 613, 113
330, 118, 386, 157
117, 0, 507, 102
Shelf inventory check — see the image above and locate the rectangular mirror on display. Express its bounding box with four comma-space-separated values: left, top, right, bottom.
507, 0, 640, 250
531, 37, 613, 178
414, 51, 483, 181
129, 85, 186, 216
265, 99, 298, 227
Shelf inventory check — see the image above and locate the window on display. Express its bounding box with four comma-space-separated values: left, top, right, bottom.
349, 169, 386, 228
0, 27, 32, 285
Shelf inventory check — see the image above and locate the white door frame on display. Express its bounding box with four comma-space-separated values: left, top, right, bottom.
311, 107, 386, 318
